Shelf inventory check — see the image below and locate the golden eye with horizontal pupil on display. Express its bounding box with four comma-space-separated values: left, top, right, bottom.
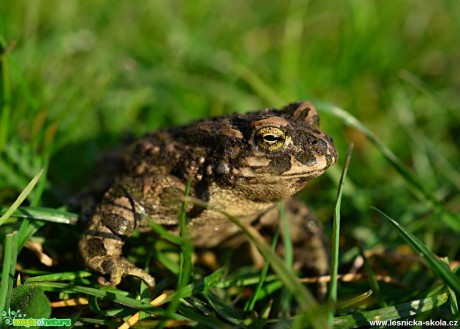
254, 127, 286, 151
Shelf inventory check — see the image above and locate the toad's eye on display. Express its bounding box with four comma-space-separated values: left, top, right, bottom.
254, 127, 286, 152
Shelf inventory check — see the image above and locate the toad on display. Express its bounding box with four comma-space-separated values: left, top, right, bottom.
78, 101, 337, 287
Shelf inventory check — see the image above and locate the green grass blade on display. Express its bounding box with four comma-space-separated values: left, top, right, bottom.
177, 304, 232, 329
0, 170, 46, 254
30, 282, 158, 312
0, 206, 78, 225
373, 207, 460, 295
17, 220, 46, 251
333, 293, 449, 328
79, 317, 123, 328
279, 202, 293, 269
337, 290, 373, 310
449, 287, 459, 317
0, 231, 18, 320
24, 271, 92, 284
158, 268, 225, 318
155, 249, 180, 275
245, 225, 279, 311
217, 274, 278, 289
203, 291, 246, 326
14, 167, 48, 252
178, 179, 193, 286
147, 216, 184, 245
279, 201, 294, 315
0, 169, 44, 226
359, 245, 383, 306
328, 144, 353, 324
246, 280, 284, 302
161, 180, 194, 327
87, 295, 125, 318
30, 161, 47, 207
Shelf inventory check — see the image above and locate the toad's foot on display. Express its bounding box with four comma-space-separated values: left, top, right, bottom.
88, 255, 156, 288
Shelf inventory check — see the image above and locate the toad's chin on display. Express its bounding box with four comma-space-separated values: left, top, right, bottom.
280, 154, 334, 178
280, 170, 326, 180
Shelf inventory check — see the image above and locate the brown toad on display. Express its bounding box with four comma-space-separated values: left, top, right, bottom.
78, 101, 337, 287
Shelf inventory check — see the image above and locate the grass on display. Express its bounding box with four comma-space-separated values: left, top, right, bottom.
1, 0, 460, 327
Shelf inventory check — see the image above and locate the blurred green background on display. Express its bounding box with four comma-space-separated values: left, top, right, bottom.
1, 0, 459, 291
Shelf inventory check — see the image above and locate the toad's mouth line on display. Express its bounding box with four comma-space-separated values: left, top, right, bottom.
238, 168, 329, 181
280, 169, 328, 179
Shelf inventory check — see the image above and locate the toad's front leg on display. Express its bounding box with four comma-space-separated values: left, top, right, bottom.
78, 176, 159, 288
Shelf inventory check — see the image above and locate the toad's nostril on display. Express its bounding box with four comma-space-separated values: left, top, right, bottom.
311, 139, 327, 154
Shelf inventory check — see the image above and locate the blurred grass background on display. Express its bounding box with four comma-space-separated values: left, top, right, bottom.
1, 0, 460, 324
